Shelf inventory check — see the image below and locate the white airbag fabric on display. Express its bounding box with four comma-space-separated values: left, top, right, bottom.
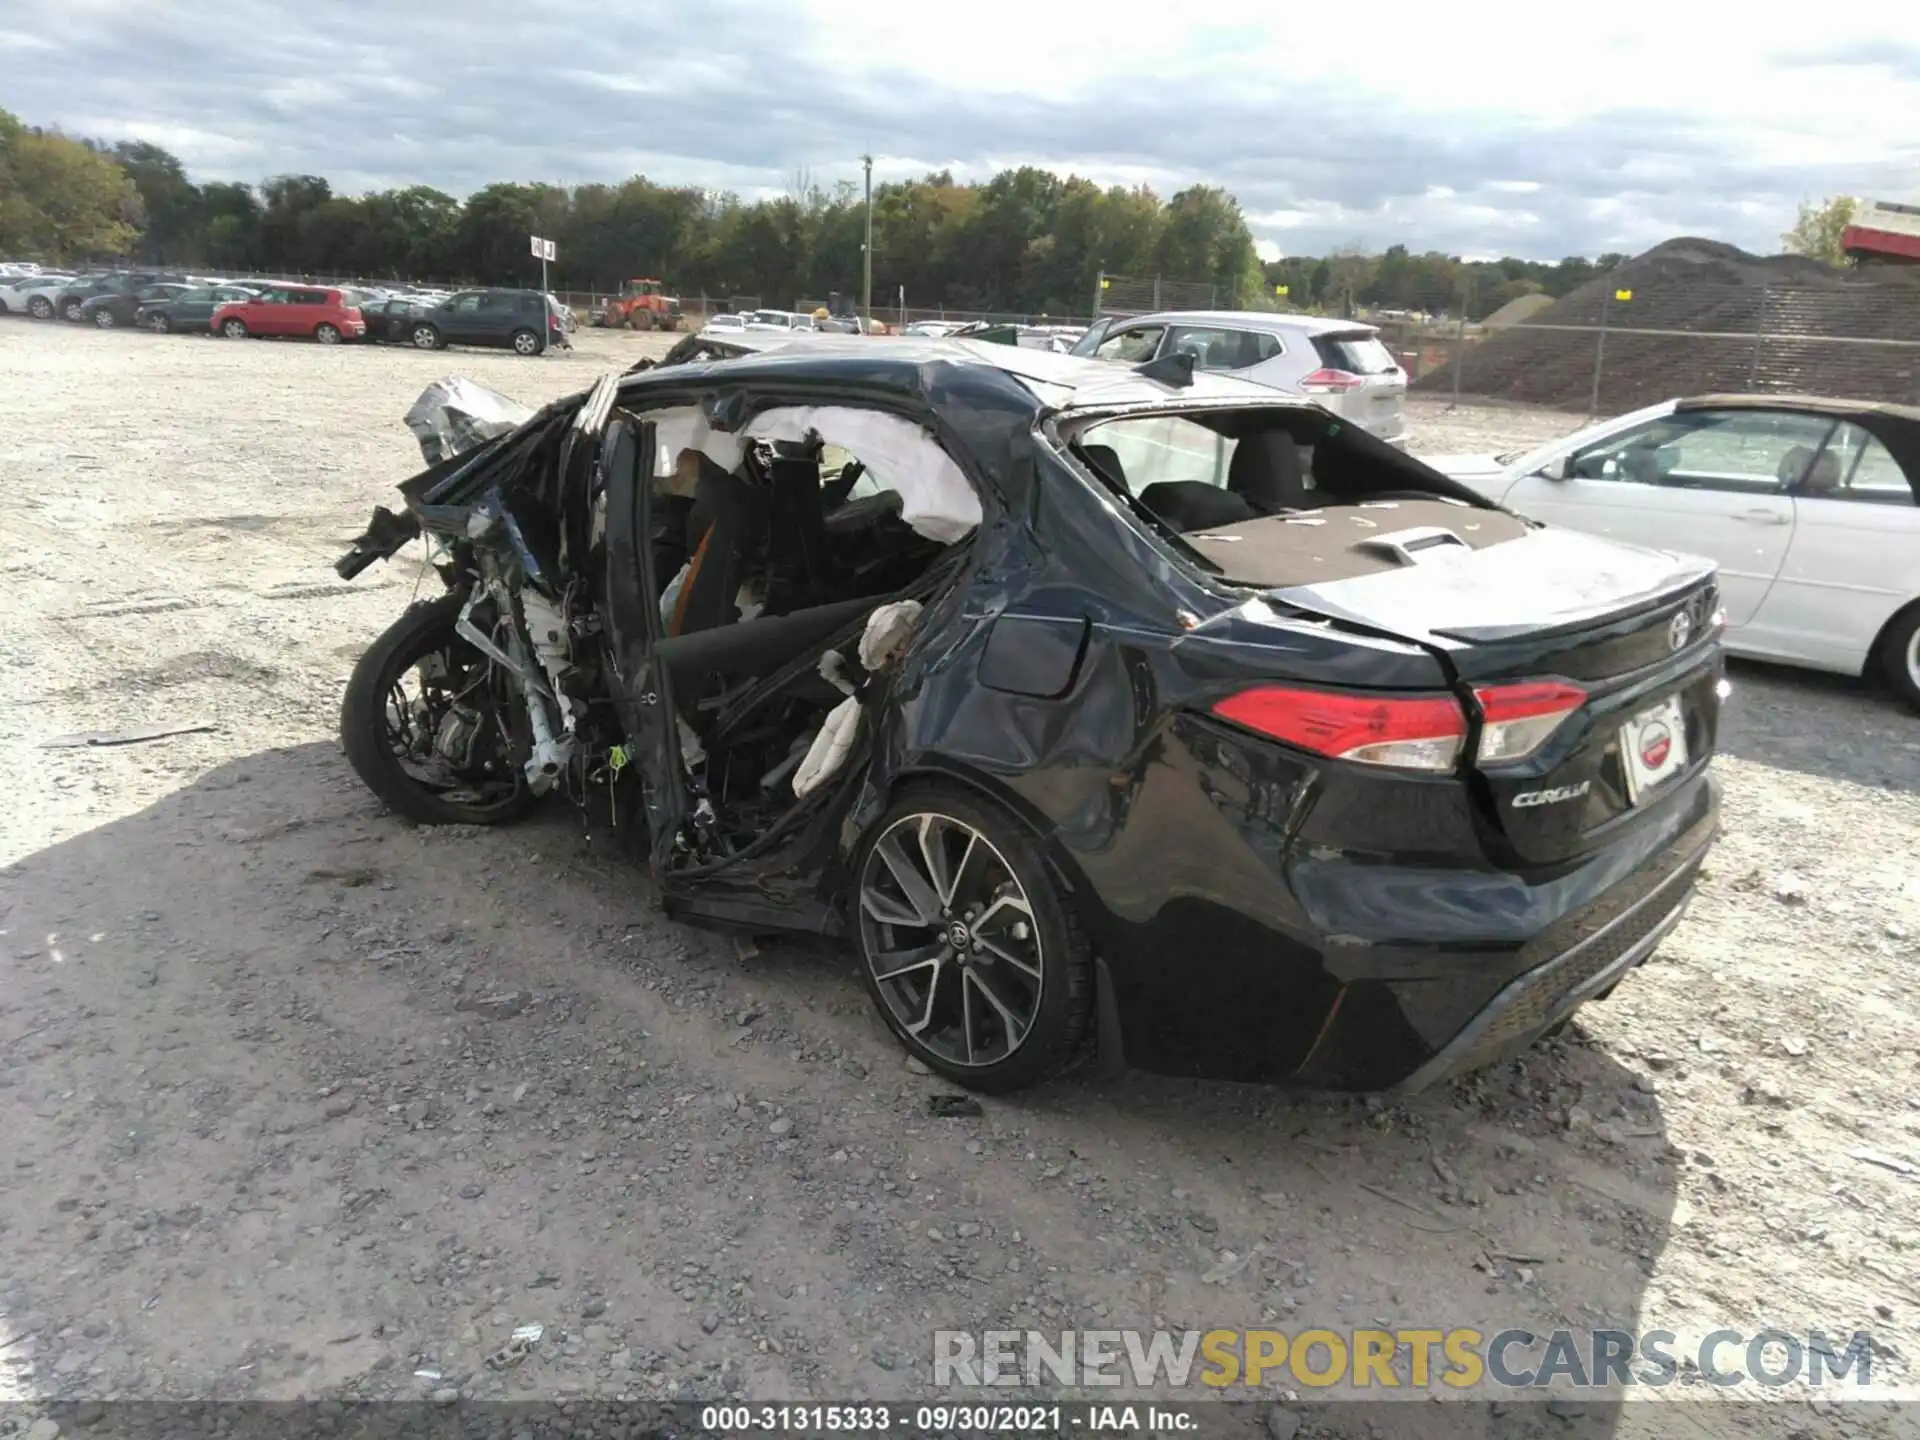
746, 408, 979, 543
792, 601, 924, 798
652, 408, 746, 476
648, 404, 980, 544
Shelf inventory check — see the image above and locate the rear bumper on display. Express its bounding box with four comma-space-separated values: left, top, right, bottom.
1388, 839, 1702, 1093
1072, 709, 1720, 1089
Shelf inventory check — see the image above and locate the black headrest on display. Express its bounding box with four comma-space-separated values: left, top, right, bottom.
687, 458, 754, 545
1139, 481, 1257, 534
1227, 431, 1308, 511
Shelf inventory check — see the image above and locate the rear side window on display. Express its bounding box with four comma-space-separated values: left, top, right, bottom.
518, 293, 543, 315
1312, 333, 1398, 375
1078, 415, 1238, 494
1571, 409, 1836, 492
291, 289, 329, 305
1167, 326, 1281, 371
1814, 423, 1914, 504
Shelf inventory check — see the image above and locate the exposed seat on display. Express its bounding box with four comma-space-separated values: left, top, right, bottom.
654, 595, 879, 686
1227, 431, 1312, 512
672, 462, 764, 637
1138, 481, 1257, 533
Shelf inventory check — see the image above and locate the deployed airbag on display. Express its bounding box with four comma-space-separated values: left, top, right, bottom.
647, 404, 982, 545
746, 409, 979, 544
793, 600, 924, 798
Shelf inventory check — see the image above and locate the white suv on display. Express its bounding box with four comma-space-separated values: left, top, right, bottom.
1072, 310, 1408, 447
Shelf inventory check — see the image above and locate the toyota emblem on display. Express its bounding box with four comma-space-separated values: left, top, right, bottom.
1668, 611, 1692, 652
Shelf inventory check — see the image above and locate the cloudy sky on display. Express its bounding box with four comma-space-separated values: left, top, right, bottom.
4, 0, 1917, 260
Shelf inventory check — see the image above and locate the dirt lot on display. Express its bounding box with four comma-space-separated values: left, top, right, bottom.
1, 324, 1917, 1436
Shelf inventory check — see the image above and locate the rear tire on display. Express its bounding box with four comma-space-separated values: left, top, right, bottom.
340, 593, 542, 827
854, 784, 1092, 1093
27, 295, 54, 320
60, 299, 84, 323
221, 318, 249, 339
509, 327, 542, 356
147, 312, 172, 334
1880, 605, 1920, 711
315, 322, 342, 345
411, 323, 442, 350
93, 308, 117, 329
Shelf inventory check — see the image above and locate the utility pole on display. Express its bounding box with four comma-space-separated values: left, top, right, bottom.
861, 153, 874, 330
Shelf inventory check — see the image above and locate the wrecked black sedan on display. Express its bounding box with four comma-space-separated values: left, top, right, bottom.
336, 338, 1724, 1093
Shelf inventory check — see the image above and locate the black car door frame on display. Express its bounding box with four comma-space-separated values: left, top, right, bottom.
592, 378, 1008, 933
594, 409, 691, 870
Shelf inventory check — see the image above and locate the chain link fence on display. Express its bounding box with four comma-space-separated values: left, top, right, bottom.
1094, 272, 1219, 319
1395, 281, 1920, 416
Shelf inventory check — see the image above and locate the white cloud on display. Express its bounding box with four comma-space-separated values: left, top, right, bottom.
3, 0, 1917, 259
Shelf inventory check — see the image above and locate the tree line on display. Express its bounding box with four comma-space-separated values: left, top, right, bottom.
6, 105, 1674, 320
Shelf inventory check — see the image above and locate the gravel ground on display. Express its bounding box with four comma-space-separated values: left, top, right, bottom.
1, 324, 1916, 1438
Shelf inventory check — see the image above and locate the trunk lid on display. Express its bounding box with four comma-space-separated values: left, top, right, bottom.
1270, 525, 1713, 681
1270, 525, 1722, 864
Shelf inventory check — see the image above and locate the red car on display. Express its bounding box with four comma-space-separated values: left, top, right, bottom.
211, 285, 365, 344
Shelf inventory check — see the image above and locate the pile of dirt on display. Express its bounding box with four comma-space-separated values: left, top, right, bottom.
1423, 237, 1920, 410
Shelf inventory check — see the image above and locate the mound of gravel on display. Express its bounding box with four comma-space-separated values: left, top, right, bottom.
1425, 237, 1920, 411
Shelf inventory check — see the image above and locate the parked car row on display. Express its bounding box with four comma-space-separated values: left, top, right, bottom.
0, 267, 576, 356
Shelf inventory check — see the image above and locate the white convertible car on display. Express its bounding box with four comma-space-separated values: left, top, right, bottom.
1427, 395, 1920, 709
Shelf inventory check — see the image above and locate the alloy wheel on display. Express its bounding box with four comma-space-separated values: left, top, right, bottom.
93, 309, 117, 328
1906, 628, 1920, 695
858, 812, 1044, 1068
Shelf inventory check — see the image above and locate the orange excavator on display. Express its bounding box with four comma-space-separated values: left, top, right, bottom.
593, 278, 684, 330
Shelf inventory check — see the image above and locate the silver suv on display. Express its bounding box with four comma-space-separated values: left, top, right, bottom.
1072, 310, 1408, 447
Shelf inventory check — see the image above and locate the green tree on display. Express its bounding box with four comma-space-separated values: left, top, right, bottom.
200, 181, 263, 269
0, 111, 139, 261
1154, 185, 1260, 305
114, 141, 200, 263
1782, 196, 1856, 265
258, 174, 333, 271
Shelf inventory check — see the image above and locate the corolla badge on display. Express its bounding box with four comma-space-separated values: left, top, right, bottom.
1512, 781, 1592, 809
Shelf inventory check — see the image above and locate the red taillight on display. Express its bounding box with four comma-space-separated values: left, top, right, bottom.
1472, 680, 1587, 764
1213, 687, 1465, 772
1299, 367, 1363, 393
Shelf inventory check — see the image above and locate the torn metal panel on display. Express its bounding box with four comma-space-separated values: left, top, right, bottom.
404, 377, 537, 464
